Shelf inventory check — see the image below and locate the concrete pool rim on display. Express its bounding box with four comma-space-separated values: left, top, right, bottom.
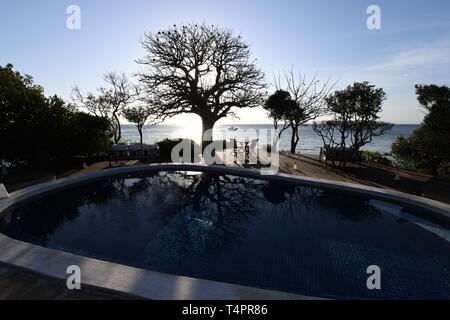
0, 163, 449, 300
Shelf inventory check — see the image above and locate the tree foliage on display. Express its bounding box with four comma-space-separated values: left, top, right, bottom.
122, 105, 153, 144
72, 72, 138, 144
313, 82, 393, 163
392, 85, 450, 173
263, 90, 300, 146
0, 64, 112, 168
137, 23, 266, 148
271, 69, 335, 153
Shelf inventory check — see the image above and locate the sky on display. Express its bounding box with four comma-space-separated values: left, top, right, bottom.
1, 0, 450, 125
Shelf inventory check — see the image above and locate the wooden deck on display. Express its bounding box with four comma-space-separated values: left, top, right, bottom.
278, 152, 381, 186
216, 148, 272, 169
217, 149, 450, 204
218, 149, 380, 184
70, 160, 140, 177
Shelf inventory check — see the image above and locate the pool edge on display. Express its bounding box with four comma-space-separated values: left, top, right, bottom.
1, 163, 449, 300
0, 233, 318, 300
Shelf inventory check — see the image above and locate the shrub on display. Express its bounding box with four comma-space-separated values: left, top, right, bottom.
0, 64, 112, 168
391, 85, 450, 174
438, 161, 450, 176
156, 138, 201, 162
360, 151, 392, 166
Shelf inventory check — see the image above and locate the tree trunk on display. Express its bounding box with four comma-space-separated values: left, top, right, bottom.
290, 131, 296, 154
201, 115, 217, 151
290, 124, 300, 154
138, 126, 143, 145
113, 114, 121, 144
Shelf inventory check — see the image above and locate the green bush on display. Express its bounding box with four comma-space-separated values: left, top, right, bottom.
0, 64, 112, 168
438, 161, 450, 176
156, 139, 231, 162
361, 151, 392, 166
391, 85, 450, 174
156, 138, 201, 162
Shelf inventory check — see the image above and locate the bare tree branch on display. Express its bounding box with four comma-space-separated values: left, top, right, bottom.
270, 68, 336, 153
136, 23, 266, 148
72, 72, 139, 144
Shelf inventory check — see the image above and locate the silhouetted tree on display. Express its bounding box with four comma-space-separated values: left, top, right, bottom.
137, 23, 266, 149
122, 105, 153, 144
72, 72, 138, 144
263, 90, 299, 147
392, 85, 450, 173
314, 82, 393, 166
0, 64, 112, 168
274, 69, 335, 153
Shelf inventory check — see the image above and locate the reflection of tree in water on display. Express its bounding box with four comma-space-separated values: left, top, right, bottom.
1, 170, 382, 267
146, 172, 262, 263
261, 181, 382, 224
262, 181, 323, 224
1, 179, 120, 245
262, 181, 296, 205
1, 171, 262, 258
314, 189, 382, 223
1, 174, 161, 244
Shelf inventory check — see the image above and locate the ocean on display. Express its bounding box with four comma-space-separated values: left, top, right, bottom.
121, 124, 419, 155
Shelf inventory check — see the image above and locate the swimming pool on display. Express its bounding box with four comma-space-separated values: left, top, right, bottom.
0, 166, 449, 299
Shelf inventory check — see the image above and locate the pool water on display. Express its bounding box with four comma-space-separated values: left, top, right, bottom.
1, 171, 449, 299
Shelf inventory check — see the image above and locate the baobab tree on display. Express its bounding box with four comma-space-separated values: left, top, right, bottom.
274, 68, 336, 154
137, 23, 266, 149
72, 72, 138, 144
